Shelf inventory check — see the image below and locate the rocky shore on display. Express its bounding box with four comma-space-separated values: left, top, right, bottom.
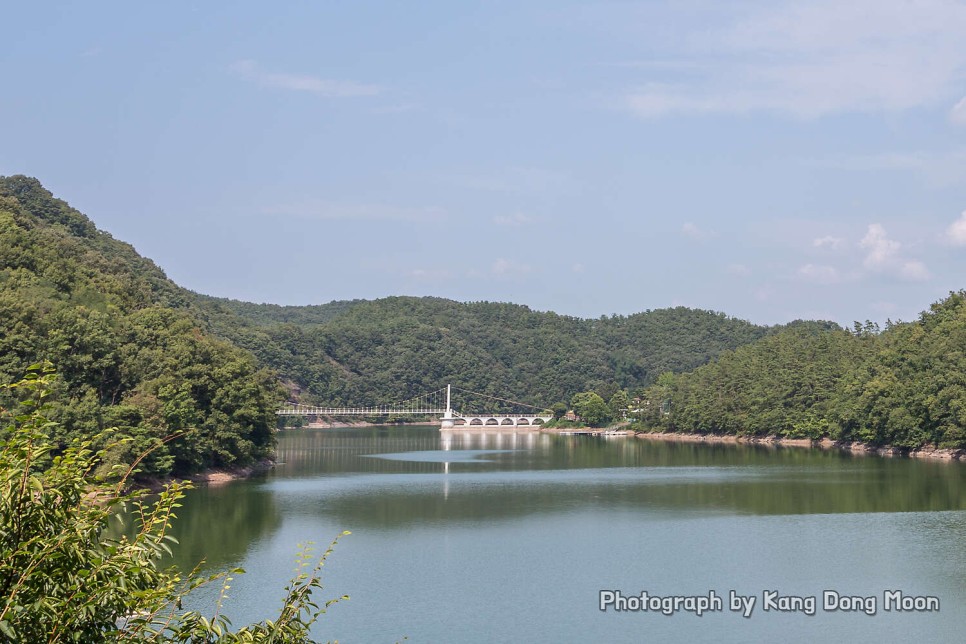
133, 458, 275, 491
188, 458, 275, 485
634, 431, 965, 461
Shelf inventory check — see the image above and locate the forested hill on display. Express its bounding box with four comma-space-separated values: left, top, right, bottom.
193, 294, 363, 327
638, 293, 966, 450
0, 176, 281, 479
6, 173, 956, 454
1, 175, 805, 470
198, 295, 780, 409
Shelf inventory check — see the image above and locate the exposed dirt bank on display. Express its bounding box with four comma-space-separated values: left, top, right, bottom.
188, 458, 275, 485
135, 458, 275, 492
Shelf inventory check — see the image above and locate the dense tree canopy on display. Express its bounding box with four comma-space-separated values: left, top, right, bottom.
204, 296, 778, 411
637, 293, 966, 450
0, 176, 282, 479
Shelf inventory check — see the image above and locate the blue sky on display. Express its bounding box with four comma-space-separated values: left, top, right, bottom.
3, 1, 966, 325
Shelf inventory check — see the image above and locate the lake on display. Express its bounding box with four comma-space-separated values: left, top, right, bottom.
168, 426, 966, 643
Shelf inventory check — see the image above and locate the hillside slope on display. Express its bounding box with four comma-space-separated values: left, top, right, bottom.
641, 294, 966, 450
205, 295, 778, 409
0, 176, 281, 478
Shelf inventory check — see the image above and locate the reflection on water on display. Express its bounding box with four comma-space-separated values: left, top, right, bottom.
363, 449, 516, 463
170, 427, 966, 643
166, 480, 282, 574
270, 426, 966, 520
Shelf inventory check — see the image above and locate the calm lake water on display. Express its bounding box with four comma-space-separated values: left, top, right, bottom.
168, 426, 966, 643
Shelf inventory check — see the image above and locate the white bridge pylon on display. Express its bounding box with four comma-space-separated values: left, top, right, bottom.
276, 385, 553, 430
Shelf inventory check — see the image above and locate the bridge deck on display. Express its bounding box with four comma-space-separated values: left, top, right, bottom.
276, 407, 445, 416
277, 385, 552, 429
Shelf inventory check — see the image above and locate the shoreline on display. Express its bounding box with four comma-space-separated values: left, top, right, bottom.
138, 458, 275, 492
188, 457, 276, 485
633, 431, 966, 462
539, 426, 633, 436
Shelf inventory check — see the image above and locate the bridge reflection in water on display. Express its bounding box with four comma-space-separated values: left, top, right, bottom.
438, 430, 544, 450
272, 425, 553, 479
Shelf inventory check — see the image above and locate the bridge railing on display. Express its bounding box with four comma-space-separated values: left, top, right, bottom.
276, 406, 448, 416
276, 384, 553, 419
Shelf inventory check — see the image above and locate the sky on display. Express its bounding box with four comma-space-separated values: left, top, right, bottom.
2, 1, 966, 326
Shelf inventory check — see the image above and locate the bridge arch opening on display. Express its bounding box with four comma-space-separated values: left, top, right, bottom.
517, 418, 530, 426
454, 418, 466, 426
485, 418, 499, 426
532, 418, 545, 425
470, 418, 483, 426
501, 418, 514, 426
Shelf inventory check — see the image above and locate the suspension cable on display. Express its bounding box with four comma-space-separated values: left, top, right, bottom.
391, 386, 449, 409
450, 386, 549, 412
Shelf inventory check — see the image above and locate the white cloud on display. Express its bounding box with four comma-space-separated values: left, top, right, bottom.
797, 264, 840, 284
899, 260, 930, 281
230, 60, 381, 97
871, 301, 899, 316
813, 152, 927, 171
860, 224, 901, 269
622, 0, 966, 119
858, 223, 930, 280
407, 268, 453, 281
946, 211, 966, 246
263, 202, 445, 223
443, 166, 568, 195
951, 96, 966, 125
493, 212, 534, 227
754, 285, 774, 301
809, 148, 966, 187
813, 235, 844, 250
681, 222, 714, 240
371, 103, 418, 114
491, 258, 532, 277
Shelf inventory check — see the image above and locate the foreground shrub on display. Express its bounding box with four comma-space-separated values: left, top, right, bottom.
0, 364, 347, 643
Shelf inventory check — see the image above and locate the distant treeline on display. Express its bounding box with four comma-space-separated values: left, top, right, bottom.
199, 295, 785, 411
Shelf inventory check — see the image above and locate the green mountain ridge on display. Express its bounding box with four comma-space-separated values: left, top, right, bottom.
192, 293, 363, 327
195, 293, 787, 410
0, 175, 775, 475
5, 175, 899, 476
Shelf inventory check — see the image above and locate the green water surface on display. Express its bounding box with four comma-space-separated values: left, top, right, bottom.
168, 427, 966, 643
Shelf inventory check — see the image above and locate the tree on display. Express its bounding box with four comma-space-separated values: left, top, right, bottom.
570, 391, 612, 427
0, 365, 347, 643
550, 402, 568, 420
608, 390, 629, 421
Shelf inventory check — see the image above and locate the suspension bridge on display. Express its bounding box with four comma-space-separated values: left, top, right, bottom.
276, 385, 553, 430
